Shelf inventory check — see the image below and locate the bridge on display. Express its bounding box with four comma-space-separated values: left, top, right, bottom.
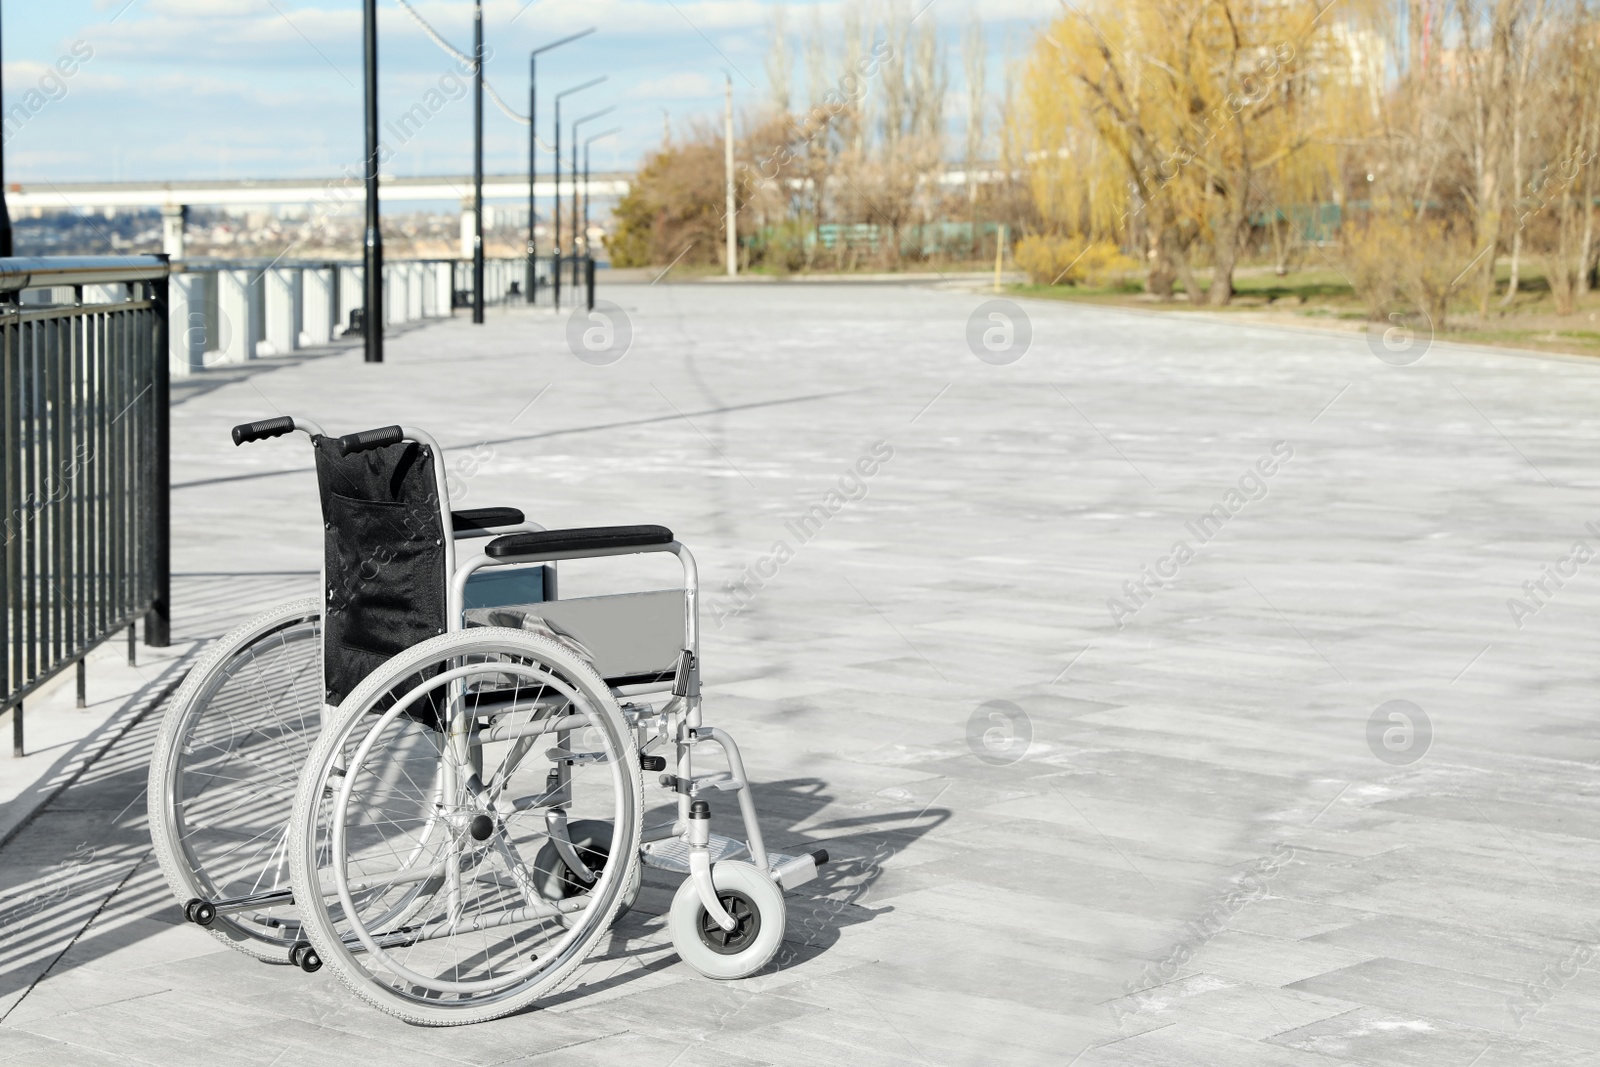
5, 173, 634, 212
5, 166, 1004, 213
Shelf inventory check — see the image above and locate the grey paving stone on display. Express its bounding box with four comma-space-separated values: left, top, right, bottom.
6, 285, 1600, 1062
1108, 971, 1363, 1041
1269, 1006, 1595, 1067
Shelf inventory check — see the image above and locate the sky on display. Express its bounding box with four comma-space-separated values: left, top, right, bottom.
2, 0, 1059, 195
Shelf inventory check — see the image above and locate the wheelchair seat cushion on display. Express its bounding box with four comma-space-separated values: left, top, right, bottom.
467, 607, 598, 664
464, 589, 684, 685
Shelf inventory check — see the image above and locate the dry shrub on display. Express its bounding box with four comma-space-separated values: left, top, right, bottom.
1015, 234, 1140, 287
605, 128, 727, 270
1339, 215, 1402, 320
1340, 213, 1475, 330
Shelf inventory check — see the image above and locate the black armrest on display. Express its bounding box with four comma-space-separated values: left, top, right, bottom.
452, 507, 526, 532
484, 525, 674, 559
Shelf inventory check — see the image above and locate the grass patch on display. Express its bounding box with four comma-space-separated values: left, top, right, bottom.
1007, 262, 1600, 359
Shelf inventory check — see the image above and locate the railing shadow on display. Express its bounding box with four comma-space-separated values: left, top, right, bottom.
0, 700, 176, 1014
0, 732, 949, 1017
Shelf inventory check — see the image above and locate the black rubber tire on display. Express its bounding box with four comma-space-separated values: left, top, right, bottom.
531, 818, 642, 921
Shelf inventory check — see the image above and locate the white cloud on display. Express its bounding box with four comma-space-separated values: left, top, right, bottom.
143, 0, 276, 16
13, 0, 1056, 182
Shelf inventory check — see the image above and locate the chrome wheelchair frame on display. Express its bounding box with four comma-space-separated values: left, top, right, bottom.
149, 415, 825, 1024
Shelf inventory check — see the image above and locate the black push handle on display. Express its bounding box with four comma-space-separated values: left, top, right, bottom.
337, 425, 405, 456
231, 416, 296, 446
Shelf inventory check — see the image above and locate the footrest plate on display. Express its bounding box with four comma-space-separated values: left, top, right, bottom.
640, 832, 799, 875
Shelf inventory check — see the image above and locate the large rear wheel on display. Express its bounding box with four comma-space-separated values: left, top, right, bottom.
287, 627, 642, 1025
148, 597, 323, 961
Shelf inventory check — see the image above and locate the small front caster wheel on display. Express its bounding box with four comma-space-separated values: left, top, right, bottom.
532, 818, 641, 924
289, 942, 322, 973
668, 860, 786, 979
184, 898, 216, 926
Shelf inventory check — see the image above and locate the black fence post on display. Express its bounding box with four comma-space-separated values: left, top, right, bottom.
471, 0, 485, 326
586, 256, 595, 311
0, 6, 11, 260
146, 258, 171, 647
362, 0, 383, 363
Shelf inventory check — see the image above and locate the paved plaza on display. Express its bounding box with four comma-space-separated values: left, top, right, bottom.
5, 280, 1600, 1064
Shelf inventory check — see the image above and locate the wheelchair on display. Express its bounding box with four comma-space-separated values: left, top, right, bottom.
148, 416, 827, 1025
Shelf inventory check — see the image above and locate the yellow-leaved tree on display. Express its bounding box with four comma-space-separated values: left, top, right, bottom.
1015, 0, 1375, 304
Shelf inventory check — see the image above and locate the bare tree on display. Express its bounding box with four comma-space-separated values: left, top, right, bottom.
963, 9, 986, 186
1534, 0, 1600, 313
1451, 0, 1522, 315
964, 8, 987, 260
766, 3, 792, 117
1499, 0, 1550, 304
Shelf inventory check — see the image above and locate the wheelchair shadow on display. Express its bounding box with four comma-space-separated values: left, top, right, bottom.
562, 776, 951, 1003
750, 776, 952, 967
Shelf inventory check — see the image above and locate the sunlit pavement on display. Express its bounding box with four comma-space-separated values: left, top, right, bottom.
3, 281, 1600, 1065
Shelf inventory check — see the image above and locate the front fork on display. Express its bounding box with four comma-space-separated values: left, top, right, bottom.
669, 652, 770, 932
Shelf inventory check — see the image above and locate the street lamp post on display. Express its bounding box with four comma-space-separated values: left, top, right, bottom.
552, 76, 604, 311
528, 29, 594, 305
472, 0, 484, 325
571, 107, 614, 283
583, 127, 619, 271
361, 0, 381, 361
0, 3, 12, 258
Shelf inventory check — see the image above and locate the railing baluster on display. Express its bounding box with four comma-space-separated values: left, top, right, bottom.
2, 310, 15, 713
111, 308, 126, 633
72, 307, 86, 670
22, 318, 36, 688
48, 312, 60, 668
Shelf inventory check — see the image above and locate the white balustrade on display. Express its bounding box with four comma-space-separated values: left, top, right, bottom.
303, 268, 334, 345
167, 258, 534, 370
262, 267, 302, 355
216, 269, 258, 364
168, 273, 207, 376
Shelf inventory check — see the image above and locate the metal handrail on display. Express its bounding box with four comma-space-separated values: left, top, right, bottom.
0, 254, 170, 291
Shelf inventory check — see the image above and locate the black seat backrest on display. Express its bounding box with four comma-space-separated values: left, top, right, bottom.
314, 436, 447, 706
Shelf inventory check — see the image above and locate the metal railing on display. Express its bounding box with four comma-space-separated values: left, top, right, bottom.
0, 248, 600, 755
1, 255, 170, 757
